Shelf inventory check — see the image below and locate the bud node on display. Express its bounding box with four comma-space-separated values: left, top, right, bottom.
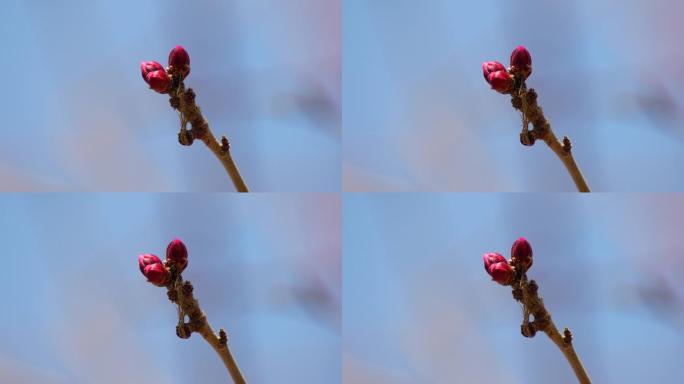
168, 45, 191, 80
184, 88, 196, 103
520, 131, 535, 146
511, 237, 533, 271
220, 136, 230, 154
219, 328, 228, 346
512, 287, 523, 301
179, 129, 194, 146
169, 96, 181, 110
562, 136, 572, 153
182, 281, 194, 296
176, 324, 192, 339
521, 322, 537, 338
563, 328, 573, 345
166, 238, 188, 273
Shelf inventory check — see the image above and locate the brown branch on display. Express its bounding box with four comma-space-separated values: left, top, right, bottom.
512, 275, 591, 384
511, 84, 591, 192
167, 276, 246, 383
170, 84, 249, 192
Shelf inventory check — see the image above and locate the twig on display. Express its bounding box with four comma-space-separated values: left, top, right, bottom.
170, 83, 249, 192
168, 276, 246, 383
484, 46, 591, 192
513, 275, 591, 383
485, 239, 591, 383
511, 83, 590, 192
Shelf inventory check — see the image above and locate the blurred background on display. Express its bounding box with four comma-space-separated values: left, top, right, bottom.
344, 194, 684, 383
343, 0, 684, 191
0, 0, 339, 191
0, 194, 340, 383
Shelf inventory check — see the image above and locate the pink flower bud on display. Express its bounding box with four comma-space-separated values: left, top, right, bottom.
482, 61, 506, 81
138, 254, 169, 286
141, 61, 164, 81
488, 262, 515, 285
168, 45, 190, 79
483, 252, 507, 273
484, 252, 515, 285
166, 238, 188, 272
510, 237, 533, 270
483, 253, 515, 285
487, 70, 514, 94
145, 69, 171, 94
509, 45, 532, 79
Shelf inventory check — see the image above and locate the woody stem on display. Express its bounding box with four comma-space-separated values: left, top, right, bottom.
514, 276, 591, 383
168, 278, 246, 383
543, 322, 591, 384
171, 84, 249, 192
512, 85, 590, 192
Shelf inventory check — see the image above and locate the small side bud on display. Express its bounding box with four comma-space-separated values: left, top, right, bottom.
176, 323, 191, 339
521, 322, 537, 338
182, 281, 193, 296
219, 328, 228, 346
563, 328, 573, 345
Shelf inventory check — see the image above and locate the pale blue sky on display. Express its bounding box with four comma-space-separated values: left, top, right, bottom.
344, 193, 684, 383
0, 0, 339, 191
343, 0, 684, 191
2, 1, 684, 383
0, 194, 341, 383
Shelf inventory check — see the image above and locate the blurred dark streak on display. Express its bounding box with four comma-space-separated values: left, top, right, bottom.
198, 70, 341, 138
282, 273, 341, 331
636, 274, 684, 327
633, 81, 683, 137
275, 79, 340, 136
